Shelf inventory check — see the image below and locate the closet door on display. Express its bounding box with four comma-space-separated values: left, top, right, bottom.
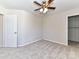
3, 15, 18, 47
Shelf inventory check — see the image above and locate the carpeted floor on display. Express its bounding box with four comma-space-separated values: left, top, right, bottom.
0, 40, 79, 59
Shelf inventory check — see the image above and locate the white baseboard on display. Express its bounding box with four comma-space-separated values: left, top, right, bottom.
43, 39, 68, 46
18, 38, 68, 47
18, 39, 42, 47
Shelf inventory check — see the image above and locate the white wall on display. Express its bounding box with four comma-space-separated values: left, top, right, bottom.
18, 12, 43, 46
43, 8, 79, 45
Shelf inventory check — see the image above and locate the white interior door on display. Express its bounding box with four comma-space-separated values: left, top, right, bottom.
3, 15, 18, 47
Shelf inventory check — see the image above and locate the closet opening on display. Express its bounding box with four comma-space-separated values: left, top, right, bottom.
68, 15, 79, 47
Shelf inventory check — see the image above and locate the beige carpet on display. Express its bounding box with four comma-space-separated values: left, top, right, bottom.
0, 40, 79, 59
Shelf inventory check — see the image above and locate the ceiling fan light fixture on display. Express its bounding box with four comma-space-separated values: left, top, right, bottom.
43, 8, 48, 13
40, 8, 43, 12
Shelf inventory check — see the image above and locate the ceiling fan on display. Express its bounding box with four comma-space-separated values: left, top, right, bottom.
33, 0, 56, 13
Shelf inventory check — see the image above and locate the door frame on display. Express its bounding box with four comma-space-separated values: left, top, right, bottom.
0, 14, 3, 47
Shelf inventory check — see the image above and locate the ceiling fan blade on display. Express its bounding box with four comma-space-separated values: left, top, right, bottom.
34, 1, 41, 6
34, 8, 41, 11
47, 0, 54, 6
48, 0, 54, 4
48, 7, 56, 9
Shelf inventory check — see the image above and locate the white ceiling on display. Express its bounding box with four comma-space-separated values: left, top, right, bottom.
0, 0, 79, 13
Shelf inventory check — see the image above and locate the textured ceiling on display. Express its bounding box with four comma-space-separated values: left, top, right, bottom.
0, 0, 79, 14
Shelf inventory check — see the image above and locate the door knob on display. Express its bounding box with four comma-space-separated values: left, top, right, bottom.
14, 32, 17, 34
